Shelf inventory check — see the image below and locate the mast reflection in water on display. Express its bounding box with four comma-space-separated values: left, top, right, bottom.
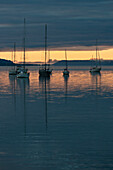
17, 78, 30, 136
63, 75, 69, 103
90, 72, 101, 94
39, 76, 50, 131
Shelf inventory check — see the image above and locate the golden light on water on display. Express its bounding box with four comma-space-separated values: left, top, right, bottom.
1, 67, 113, 97
0, 48, 113, 62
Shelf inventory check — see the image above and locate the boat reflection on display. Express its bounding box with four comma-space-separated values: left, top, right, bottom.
9, 76, 29, 135
16, 78, 30, 91
9, 75, 17, 115
63, 75, 69, 103
39, 76, 50, 131
90, 71, 101, 76
2, 67, 113, 99
17, 78, 30, 136
90, 72, 101, 95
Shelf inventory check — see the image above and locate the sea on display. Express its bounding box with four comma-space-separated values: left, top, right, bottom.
0, 66, 113, 170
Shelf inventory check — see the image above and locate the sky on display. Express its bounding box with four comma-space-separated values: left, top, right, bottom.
0, 0, 113, 62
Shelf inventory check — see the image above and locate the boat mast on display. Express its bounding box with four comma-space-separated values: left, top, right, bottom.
45, 24, 47, 70
91, 55, 93, 67
65, 49, 68, 70
98, 51, 101, 67
23, 18, 26, 70
48, 49, 50, 69
96, 39, 98, 67
14, 42, 16, 70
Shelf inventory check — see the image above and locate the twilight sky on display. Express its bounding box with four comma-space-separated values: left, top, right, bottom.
0, 0, 113, 61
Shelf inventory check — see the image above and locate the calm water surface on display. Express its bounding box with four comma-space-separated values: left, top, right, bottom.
0, 66, 113, 169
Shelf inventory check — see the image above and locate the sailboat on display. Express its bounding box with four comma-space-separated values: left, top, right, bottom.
9, 42, 17, 75
90, 40, 101, 73
63, 49, 69, 76
39, 24, 51, 77
17, 18, 30, 78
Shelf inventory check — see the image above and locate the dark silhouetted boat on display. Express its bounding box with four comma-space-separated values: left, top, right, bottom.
39, 24, 51, 77
90, 40, 101, 73
63, 50, 69, 76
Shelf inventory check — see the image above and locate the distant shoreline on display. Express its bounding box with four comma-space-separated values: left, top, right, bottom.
1, 58, 113, 66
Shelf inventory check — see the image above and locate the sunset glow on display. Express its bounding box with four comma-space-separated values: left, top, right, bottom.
0, 48, 113, 63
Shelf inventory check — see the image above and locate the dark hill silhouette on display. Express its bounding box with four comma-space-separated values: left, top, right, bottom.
0, 59, 14, 66
1, 59, 113, 66
53, 60, 113, 66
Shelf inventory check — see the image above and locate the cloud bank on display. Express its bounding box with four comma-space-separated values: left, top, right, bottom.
0, 0, 113, 51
